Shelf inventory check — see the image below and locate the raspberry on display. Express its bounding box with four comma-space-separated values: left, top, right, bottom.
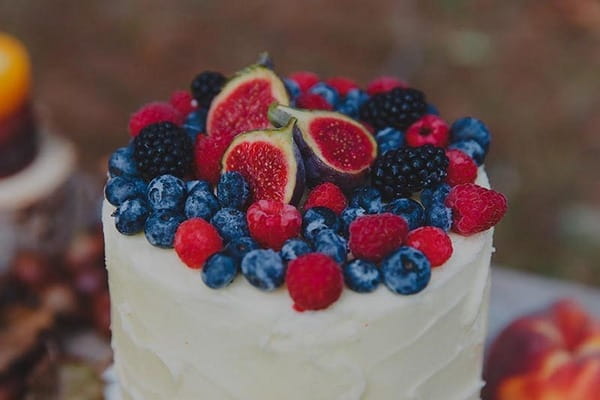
366, 76, 407, 95
286, 253, 343, 311
445, 183, 508, 235
405, 115, 450, 148
128, 102, 183, 137
174, 218, 223, 269
295, 92, 333, 111
445, 149, 478, 186
406, 227, 453, 267
247, 200, 302, 250
288, 71, 319, 92
194, 134, 231, 184
169, 90, 195, 116
349, 213, 408, 262
325, 77, 359, 96
304, 182, 348, 215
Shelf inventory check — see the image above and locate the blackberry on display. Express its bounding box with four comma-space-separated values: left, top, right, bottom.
359, 87, 427, 131
371, 145, 449, 199
190, 71, 226, 108
133, 122, 194, 181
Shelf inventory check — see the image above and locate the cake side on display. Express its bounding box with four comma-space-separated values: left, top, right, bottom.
105, 171, 494, 400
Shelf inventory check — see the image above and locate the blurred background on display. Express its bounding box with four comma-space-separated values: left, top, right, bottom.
1, 0, 599, 398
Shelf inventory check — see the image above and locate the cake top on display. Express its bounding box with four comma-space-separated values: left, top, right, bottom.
105, 55, 507, 311
0, 33, 31, 121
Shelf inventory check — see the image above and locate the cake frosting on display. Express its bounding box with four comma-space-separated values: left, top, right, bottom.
105, 171, 493, 400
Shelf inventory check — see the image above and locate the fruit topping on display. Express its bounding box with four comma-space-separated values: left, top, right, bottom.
128, 102, 183, 137
295, 92, 333, 111
201, 253, 238, 289
445, 149, 478, 186
340, 206, 368, 235
349, 186, 383, 214
221, 120, 305, 204
366, 76, 407, 95
133, 122, 194, 181
371, 144, 449, 199
302, 207, 341, 242
314, 229, 347, 264
349, 213, 408, 262
280, 238, 313, 263
147, 174, 187, 211
169, 90, 195, 116
190, 71, 226, 108
381, 246, 431, 295
105, 176, 146, 206
174, 218, 223, 269
445, 183, 508, 235
450, 117, 491, 152
359, 87, 426, 131
224, 236, 260, 262
383, 198, 425, 230
145, 210, 185, 248
304, 182, 348, 215
286, 253, 344, 311
405, 115, 450, 148
406, 226, 453, 267
113, 198, 150, 235
269, 104, 377, 190
216, 171, 250, 209
210, 208, 249, 242
325, 77, 359, 97
194, 134, 231, 184
184, 182, 220, 220
288, 71, 319, 92
375, 127, 405, 155
206, 65, 288, 142
241, 249, 286, 291
343, 259, 381, 293
308, 82, 340, 108
246, 200, 302, 250
108, 146, 139, 177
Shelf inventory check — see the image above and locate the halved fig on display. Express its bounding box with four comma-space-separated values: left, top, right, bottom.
221, 120, 305, 205
207, 64, 289, 142
269, 104, 377, 190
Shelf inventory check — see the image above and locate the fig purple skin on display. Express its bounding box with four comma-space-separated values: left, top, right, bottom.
269, 104, 377, 192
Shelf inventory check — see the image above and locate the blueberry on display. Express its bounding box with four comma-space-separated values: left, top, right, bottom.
280, 238, 312, 263
147, 175, 187, 211
308, 82, 340, 107
105, 176, 146, 206
375, 127, 404, 155
284, 78, 301, 100
211, 208, 249, 242
450, 117, 491, 152
349, 186, 383, 214
186, 179, 212, 194
426, 103, 440, 116
420, 184, 451, 210
425, 203, 453, 231
144, 210, 185, 248
314, 229, 347, 264
183, 108, 208, 140
217, 171, 250, 209
448, 139, 486, 166
340, 207, 368, 235
225, 236, 260, 262
302, 207, 341, 242
381, 246, 431, 295
202, 253, 239, 289
108, 146, 138, 177
383, 198, 424, 230
336, 89, 369, 118
185, 185, 220, 220
113, 198, 150, 235
343, 259, 381, 293
241, 249, 286, 291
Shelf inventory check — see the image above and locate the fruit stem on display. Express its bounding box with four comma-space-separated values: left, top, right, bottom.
268, 103, 294, 128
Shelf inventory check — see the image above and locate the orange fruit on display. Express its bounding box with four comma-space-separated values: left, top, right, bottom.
0, 33, 31, 119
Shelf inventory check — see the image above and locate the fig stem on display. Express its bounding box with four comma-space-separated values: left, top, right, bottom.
268, 103, 293, 128
256, 52, 274, 70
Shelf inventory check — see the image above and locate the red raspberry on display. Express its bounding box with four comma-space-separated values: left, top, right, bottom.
288, 71, 319, 92
174, 218, 223, 269
366, 76, 408, 95
295, 92, 333, 111
194, 134, 231, 184
445, 149, 478, 186
304, 182, 348, 215
406, 227, 453, 267
247, 200, 302, 250
405, 115, 450, 147
445, 183, 508, 235
286, 253, 343, 311
325, 77, 359, 96
169, 90, 195, 116
349, 213, 408, 262
128, 102, 183, 137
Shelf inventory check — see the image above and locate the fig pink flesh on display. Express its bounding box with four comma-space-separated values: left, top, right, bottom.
224, 141, 289, 202
308, 117, 375, 171
209, 79, 276, 140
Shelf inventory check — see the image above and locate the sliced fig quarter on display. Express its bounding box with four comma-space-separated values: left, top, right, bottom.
221, 119, 305, 205
269, 104, 377, 191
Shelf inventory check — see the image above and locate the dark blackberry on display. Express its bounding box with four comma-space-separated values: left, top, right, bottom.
133, 122, 194, 181
190, 71, 226, 108
359, 87, 427, 131
371, 145, 449, 199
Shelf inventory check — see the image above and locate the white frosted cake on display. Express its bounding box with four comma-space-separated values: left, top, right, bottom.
103, 59, 507, 399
